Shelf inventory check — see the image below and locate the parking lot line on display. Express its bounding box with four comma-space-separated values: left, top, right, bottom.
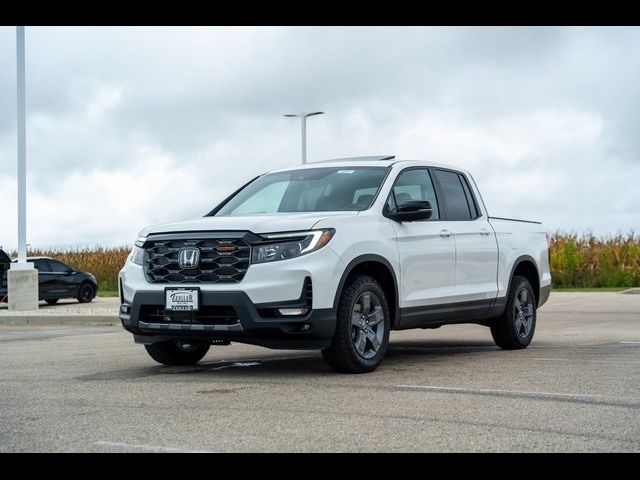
530, 357, 640, 365
94, 441, 211, 453
394, 384, 640, 406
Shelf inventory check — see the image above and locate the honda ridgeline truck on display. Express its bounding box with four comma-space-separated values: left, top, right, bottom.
118, 156, 551, 373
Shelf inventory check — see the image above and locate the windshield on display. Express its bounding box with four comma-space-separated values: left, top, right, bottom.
213, 167, 389, 216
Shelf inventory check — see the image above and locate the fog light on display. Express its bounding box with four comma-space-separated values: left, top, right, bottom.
277, 308, 309, 316
120, 304, 131, 314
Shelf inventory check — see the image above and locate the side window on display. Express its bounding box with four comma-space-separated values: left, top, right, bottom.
433, 169, 473, 221
48, 260, 69, 273
459, 174, 479, 218
387, 169, 440, 220
33, 259, 51, 272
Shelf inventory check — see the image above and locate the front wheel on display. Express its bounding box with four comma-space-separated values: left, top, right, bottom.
322, 275, 390, 373
77, 283, 95, 303
490, 275, 537, 349
144, 340, 210, 366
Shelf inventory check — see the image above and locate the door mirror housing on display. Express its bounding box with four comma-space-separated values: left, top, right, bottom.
387, 200, 433, 222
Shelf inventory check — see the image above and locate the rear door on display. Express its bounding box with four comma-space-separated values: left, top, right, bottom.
432, 168, 498, 303
31, 259, 53, 299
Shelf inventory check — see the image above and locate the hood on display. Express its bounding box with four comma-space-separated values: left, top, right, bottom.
139, 212, 356, 237
0, 249, 11, 266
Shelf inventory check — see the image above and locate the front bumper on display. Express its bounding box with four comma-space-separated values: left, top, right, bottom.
118, 238, 345, 349
119, 289, 336, 350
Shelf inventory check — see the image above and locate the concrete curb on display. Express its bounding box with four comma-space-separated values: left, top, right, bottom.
0, 315, 118, 325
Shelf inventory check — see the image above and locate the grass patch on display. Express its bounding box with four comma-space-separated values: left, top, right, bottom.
97, 291, 119, 297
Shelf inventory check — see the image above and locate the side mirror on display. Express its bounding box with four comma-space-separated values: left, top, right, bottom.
387, 200, 433, 222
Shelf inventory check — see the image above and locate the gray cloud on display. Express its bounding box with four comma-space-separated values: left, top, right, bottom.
0, 26, 638, 249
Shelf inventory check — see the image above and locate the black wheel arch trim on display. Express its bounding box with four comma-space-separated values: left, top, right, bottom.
333, 254, 400, 328
506, 254, 541, 305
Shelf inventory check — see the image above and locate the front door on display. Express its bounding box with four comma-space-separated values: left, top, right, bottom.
46, 259, 76, 298
387, 168, 456, 312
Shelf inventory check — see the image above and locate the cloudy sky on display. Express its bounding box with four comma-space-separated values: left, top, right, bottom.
0, 26, 638, 250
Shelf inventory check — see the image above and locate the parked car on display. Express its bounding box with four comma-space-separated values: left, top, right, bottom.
118, 156, 551, 373
0, 253, 97, 304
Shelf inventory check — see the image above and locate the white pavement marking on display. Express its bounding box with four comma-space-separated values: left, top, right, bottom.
394, 384, 640, 405
530, 357, 640, 365
94, 441, 211, 453
211, 361, 261, 371
620, 341, 640, 344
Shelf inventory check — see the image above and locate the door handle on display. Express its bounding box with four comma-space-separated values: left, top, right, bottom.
479, 228, 492, 236
440, 229, 452, 238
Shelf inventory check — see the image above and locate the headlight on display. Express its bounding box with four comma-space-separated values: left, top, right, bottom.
252, 229, 335, 264
130, 236, 146, 265
130, 246, 145, 265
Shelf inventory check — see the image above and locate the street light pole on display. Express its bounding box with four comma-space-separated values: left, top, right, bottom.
16, 26, 27, 266
300, 115, 306, 164
284, 112, 324, 164
8, 25, 38, 311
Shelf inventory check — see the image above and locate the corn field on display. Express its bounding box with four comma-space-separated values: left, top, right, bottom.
549, 232, 640, 288
9, 232, 640, 293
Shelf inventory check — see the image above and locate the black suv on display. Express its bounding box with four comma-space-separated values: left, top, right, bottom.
0, 251, 97, 304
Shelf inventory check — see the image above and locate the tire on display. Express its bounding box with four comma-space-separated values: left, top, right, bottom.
491, 275, 537, 349
77, 282, 95, 303
322, 274, 390, 373
45, 298, 59, 305
144, 340, 210, 366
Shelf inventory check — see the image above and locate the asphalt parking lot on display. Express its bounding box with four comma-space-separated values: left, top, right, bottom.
0, 292, 638, 452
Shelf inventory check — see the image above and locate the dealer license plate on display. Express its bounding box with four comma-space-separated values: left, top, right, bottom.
165, 288, 199, 312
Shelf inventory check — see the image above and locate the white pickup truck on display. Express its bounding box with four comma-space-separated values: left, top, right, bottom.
118, 156, 551, 373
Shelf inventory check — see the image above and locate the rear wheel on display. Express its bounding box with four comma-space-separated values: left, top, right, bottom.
45, 298, 59, 305
144, 340, 210, 366
77, 283, 95, 303
322, 275, 390, 373
491, 275, 536, 349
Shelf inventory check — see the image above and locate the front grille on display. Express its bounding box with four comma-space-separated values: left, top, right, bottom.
139, 305, 239, 325
144, 237, 251, 284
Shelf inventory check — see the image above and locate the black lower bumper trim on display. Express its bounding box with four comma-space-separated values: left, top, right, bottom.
539, 284, 551, 308
120, 290, 336, 350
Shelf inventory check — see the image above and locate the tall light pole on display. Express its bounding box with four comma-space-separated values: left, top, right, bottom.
16, 26, 27, 266
284, 111, 324, 164
8, 26, 38, 311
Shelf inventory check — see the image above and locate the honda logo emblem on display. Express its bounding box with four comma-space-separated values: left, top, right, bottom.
178, 247, 200, 269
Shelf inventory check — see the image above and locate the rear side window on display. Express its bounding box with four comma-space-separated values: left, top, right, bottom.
31, 259, 51, 272
459, 174, 479, 218
433, 169, 479, 221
